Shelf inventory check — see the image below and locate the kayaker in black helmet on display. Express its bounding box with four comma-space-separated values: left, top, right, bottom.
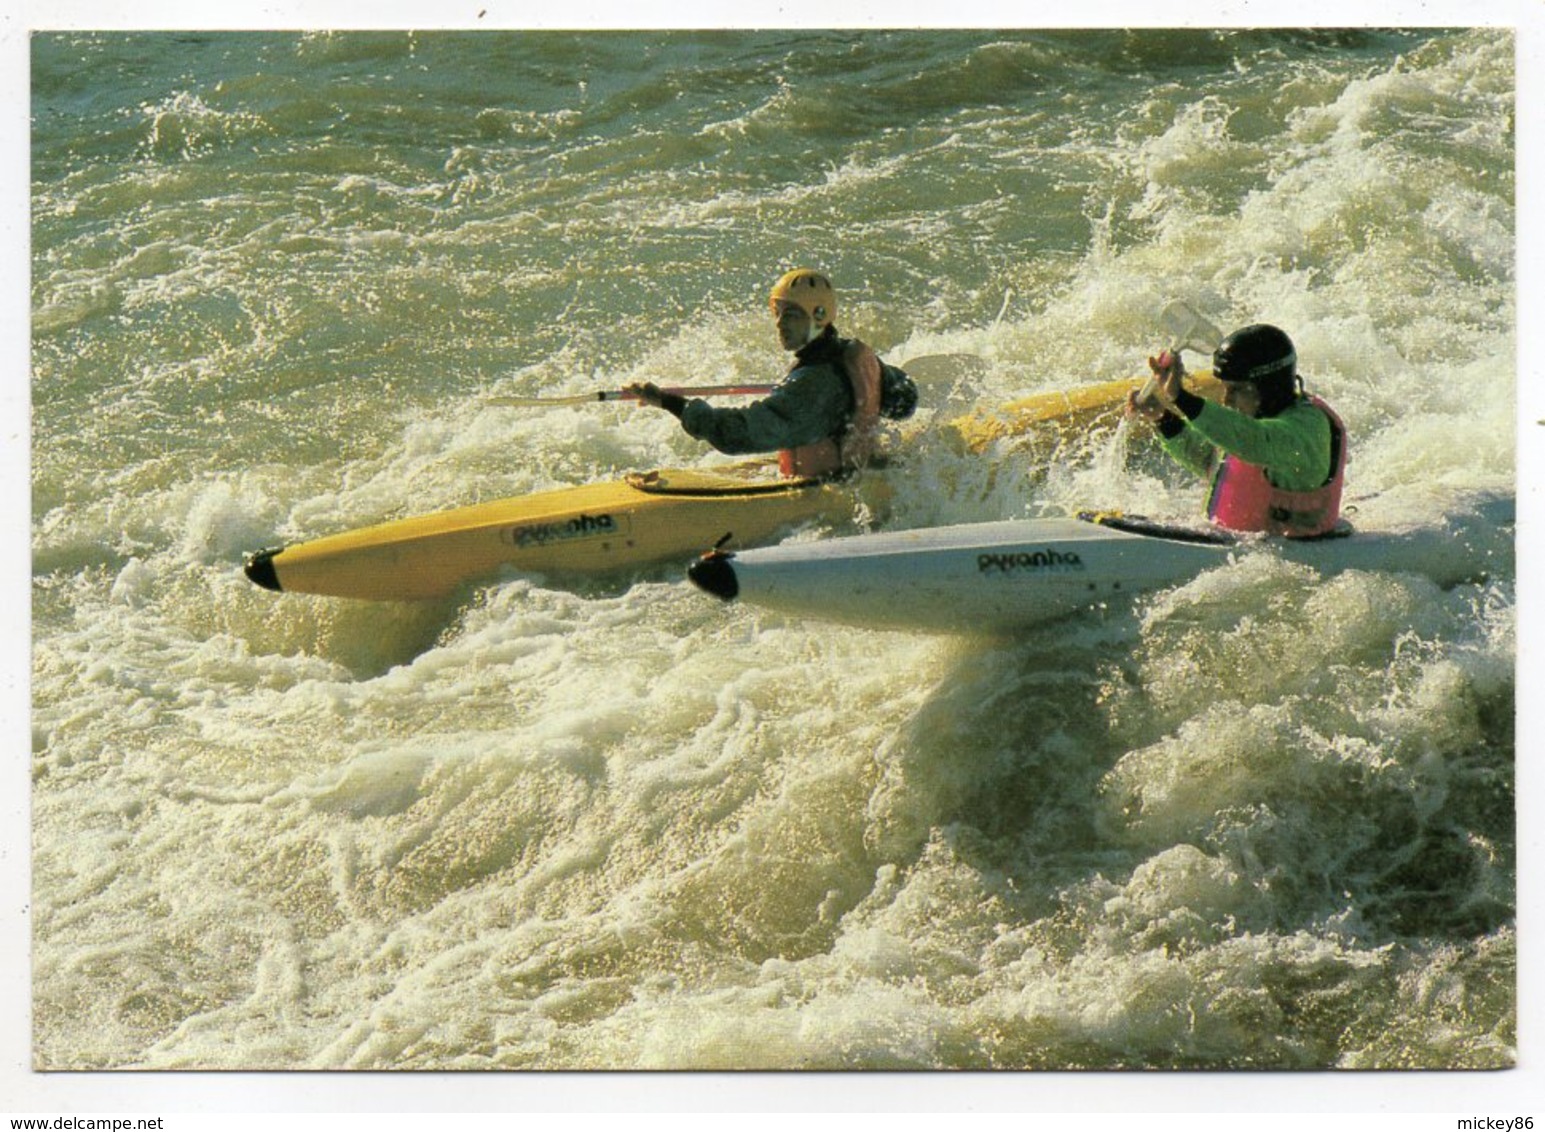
1127, 323, 1348, 537
625, 269, 915, 478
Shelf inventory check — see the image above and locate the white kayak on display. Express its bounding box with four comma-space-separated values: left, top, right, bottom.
686, 491, 1515, 635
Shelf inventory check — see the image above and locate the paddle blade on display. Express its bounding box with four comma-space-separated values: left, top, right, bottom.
1132, 302, 1225, 412
1159, 299, 1224, 355
487, 391, 609, 407
897, 353, 988, 383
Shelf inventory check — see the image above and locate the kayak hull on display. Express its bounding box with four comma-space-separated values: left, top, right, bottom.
687, 492, 1515, 635
246, 463, 880, 602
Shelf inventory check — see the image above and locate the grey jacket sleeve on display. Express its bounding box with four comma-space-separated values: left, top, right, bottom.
678, 363, 851, 455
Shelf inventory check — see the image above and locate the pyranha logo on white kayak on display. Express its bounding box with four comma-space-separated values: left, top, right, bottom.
977, 548, 1084, 575
503, 513, 619, 548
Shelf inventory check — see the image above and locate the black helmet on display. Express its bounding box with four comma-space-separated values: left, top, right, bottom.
1213, 324, 1297, 385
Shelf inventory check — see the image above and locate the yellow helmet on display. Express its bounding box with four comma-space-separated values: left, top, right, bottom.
769, 268, 836, 330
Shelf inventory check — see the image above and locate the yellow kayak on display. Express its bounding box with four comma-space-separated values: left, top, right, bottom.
244, 372, 1217, 602
946, 371, 1223, 452
244, 464, 883, 602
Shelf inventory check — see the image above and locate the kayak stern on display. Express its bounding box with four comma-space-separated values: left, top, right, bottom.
244, 547, 283, 592
688, 551, 739, 601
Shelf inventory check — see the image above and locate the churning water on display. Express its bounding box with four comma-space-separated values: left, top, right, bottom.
20, 21, 1533, 1108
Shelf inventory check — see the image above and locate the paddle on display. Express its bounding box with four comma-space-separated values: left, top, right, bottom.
944, 309, 1225, 453
489, 384, 772, 407
486, 352, 986, 408
1132, 299, 1225, 412
897, 353, 988, 384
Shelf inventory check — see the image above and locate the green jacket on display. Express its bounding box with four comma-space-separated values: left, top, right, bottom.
1159, 394, 1334, 492
675, 330, 852, 456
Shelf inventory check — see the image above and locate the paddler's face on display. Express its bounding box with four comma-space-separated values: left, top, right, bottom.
1222, 380, 1262, 418
774, 301, 813, 351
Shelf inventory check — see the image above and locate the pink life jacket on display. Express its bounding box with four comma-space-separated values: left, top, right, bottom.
778, 338, 883, 478
1206, 395, 1347, 537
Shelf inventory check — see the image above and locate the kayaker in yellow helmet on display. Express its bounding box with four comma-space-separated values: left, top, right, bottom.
1127, 323, 1348, 537
626, 269, 915, 478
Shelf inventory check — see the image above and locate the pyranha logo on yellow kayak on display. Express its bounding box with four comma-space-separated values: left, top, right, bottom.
502, 513, 621, 548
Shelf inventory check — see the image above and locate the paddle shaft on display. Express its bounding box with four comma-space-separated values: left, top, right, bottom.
491, 353, 981, 409
489, 384, 773, 408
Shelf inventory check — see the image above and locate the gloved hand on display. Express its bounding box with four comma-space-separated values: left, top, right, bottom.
623, 381, 687, 418
1142, 349, 1186, 407
624, 382, 665, 407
